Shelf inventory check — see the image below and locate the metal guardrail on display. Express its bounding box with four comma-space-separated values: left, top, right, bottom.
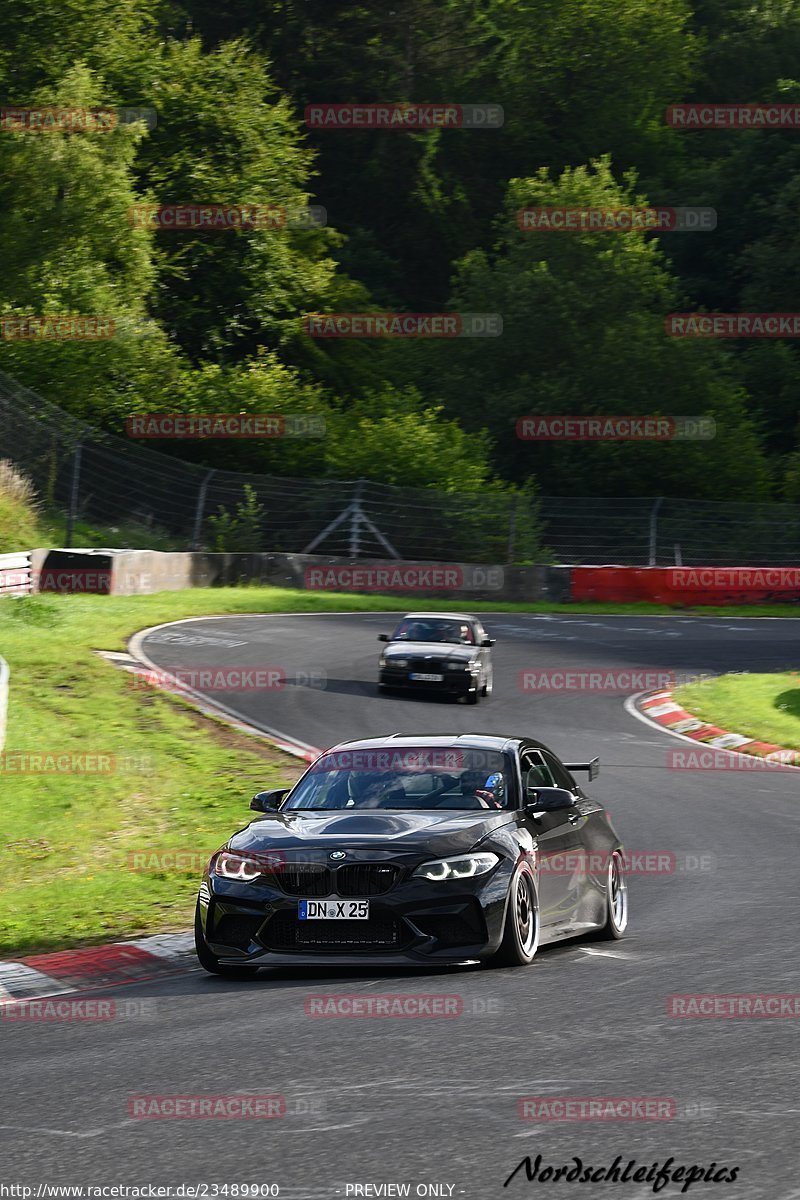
0, 551, 33, 596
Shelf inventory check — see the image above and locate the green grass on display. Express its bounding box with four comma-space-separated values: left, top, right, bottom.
674, 672, 800, 750
4, 586, 800, 956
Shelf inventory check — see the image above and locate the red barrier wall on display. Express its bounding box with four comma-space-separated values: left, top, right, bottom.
571, 566, 800, 605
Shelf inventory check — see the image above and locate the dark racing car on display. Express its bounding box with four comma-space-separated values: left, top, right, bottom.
195, 733, 627, 975
377, 612, 495, 702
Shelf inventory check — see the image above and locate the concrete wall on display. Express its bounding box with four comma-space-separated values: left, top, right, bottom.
32, 548, 570, 603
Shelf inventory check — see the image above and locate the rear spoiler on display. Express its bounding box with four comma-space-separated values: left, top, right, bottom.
564, 757, 599, 780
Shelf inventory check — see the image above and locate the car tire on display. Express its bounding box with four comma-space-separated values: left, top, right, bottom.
465, 686, 480, 705
194, 901, 260, 978
594, 850, 628, 939
493, 863, 539, 967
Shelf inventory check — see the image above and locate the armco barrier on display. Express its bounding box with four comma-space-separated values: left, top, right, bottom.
0, 551, 33, 596
0, 656, 8, 753
571, 566, 800, 606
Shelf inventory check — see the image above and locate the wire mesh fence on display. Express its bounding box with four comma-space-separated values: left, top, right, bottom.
3, 368, 800, 564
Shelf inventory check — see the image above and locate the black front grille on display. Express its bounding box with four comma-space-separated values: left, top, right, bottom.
335, 864, 400, 896
274, 862, 400, 897
212, 913, 265, 950
409, 657, 445, 672
278, 866, 330, 896
261, 911, 409, 952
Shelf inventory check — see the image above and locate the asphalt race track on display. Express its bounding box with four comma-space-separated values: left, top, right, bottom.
4, 612, 800, 1198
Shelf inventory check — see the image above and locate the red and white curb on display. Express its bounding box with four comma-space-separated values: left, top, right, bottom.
632, 689, 800, 767
0, 932, 197, 1008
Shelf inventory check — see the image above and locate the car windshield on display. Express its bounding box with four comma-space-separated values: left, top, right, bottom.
391, 617, 475, 645
282, 748, 512, 811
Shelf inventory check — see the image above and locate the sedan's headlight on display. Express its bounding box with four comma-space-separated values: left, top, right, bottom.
211, 850, 265, 882
446, 661, 470, 671
390, 658, 408, 667
412, 853, 500, 881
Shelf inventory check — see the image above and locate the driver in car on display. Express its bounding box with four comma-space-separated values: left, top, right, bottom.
346, 770, 404, 807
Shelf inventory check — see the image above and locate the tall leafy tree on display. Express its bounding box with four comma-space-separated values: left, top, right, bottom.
409, 158, 770, 499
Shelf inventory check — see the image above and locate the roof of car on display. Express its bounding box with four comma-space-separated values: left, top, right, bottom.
400, 612, 480, 621
325, 733, 526, 754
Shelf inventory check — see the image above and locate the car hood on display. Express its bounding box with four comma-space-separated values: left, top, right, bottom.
229, 809, 511, 857
382, 641, 478, 662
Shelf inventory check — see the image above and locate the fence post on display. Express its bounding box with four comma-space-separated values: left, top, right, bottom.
65, 435, 84, 548
349, 479, 365, 557
648, 496, 663, 566
507, 496, 518, 564
192, 469, 216, 550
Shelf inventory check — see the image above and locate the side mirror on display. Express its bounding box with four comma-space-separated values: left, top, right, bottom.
377, 634, 390, 642
526, 786, 577, 813
481, 638, 496, 647
250, 789, 288, 813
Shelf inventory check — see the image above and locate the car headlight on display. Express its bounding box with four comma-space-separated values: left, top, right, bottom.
391, 658, 408, 667
379, 654, 386, 667
211, 850, 265, 882
412, 852, 500, 881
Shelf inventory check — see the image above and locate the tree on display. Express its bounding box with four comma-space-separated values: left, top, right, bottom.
411, 158, 770, 499
0, 65, 181, 424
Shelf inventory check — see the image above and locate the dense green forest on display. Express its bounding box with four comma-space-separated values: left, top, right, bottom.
2, 0, 800, 501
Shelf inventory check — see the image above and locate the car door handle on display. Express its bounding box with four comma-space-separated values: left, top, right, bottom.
567, 813, 581, 825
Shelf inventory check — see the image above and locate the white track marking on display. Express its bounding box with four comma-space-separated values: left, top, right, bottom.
128, 623, 320, 761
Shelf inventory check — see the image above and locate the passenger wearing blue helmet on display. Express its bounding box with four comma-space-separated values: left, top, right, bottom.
475, 770, 506, 809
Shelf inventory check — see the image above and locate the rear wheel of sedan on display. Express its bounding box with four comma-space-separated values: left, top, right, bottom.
596, 850, 628, 939
194, 901, 260, 978
493, 863, 539, 967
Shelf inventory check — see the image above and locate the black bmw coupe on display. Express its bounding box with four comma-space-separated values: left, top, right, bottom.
195, 733, 627, 975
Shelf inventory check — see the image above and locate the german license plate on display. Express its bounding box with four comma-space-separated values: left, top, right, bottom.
410, 672, 444, 682
299, 899, 370, 920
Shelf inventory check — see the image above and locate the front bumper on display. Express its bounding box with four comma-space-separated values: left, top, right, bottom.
197, 857, 512, 966
379, 667, 478, 695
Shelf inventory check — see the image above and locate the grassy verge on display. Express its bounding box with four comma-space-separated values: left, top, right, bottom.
3, 586, 800, 956
674, 672, 800, 750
